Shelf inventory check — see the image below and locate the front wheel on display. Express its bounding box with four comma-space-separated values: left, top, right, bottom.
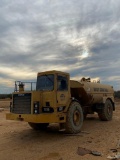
98, 99, 113, 121
65, 101, 83, 134
28, 122, 49, 130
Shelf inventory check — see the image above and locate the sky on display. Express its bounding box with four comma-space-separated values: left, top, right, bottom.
0, 0, 120, 93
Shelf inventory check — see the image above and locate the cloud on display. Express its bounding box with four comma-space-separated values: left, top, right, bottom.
0, 0, 120, 93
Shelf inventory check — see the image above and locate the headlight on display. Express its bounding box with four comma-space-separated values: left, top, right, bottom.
57, 106, 65, 112
33, 102, 39, 114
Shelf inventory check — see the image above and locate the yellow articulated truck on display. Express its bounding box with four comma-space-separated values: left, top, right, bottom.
6, 70, 115, 133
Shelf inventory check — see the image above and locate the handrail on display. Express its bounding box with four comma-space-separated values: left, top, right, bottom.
14, 81, 36, 92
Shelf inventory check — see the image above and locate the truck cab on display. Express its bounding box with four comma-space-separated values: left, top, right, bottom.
36, 70, 71, 112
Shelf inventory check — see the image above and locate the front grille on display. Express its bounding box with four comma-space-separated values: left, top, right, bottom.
12, 93, 31, 114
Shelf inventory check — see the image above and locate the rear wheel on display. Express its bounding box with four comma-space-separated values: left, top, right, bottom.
98, 99, 113, 121
65, 101, 83, 134
28, 122, 49, 130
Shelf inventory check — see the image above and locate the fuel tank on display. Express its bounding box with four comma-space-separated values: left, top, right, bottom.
70, 78, 114, 105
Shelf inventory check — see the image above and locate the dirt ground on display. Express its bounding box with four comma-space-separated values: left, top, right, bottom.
0, 99, 120, 160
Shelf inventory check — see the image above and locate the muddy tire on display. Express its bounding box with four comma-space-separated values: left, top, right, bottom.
28, 122, 49, 130
65, 101, 83, 134
98, 99, 113, 121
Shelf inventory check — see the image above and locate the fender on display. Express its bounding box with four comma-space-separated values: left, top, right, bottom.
103, 97, 115, 111
63, 97, 81, 113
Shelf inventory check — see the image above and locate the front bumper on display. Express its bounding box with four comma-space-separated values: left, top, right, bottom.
6, 112, 66, 123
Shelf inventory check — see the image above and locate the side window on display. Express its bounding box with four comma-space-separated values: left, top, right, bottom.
57, 75, 68, 91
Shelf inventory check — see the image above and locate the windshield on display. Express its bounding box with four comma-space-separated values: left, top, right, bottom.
36, 74, 54, 91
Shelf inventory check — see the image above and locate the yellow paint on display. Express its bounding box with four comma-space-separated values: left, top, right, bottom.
6, 112, 66, 123
6, 70, 115, 125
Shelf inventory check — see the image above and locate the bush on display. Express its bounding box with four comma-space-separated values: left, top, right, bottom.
0, 94, 12, 99
114, 91, 120, 98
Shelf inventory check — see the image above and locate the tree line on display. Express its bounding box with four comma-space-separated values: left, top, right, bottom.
114, 91, 120, 98
0, 94, 12, 99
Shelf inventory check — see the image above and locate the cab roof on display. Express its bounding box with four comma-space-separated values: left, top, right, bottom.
37, 70, 69, 76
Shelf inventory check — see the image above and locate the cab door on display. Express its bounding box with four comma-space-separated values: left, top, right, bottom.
57, 74, 70, 106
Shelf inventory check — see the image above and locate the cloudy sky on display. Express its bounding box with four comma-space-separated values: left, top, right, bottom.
0, 0, 120, 93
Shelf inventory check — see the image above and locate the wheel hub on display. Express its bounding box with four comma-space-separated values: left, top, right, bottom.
73, 110, 80, 126
107, 105, 112, 115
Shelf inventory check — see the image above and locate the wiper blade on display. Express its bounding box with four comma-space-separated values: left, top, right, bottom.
45, 74, 54, 84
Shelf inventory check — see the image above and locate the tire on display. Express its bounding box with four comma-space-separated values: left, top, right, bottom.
65, 101, 83, 134
98, 99, 113, 121
28, 122, 49, 130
